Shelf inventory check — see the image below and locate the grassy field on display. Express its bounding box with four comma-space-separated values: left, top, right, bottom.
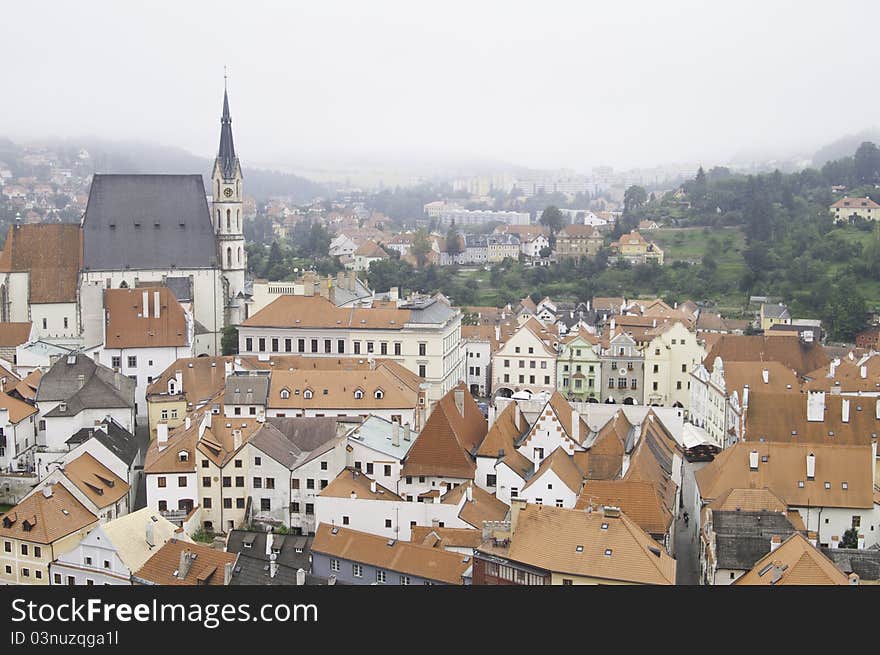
0, 504, 13, 515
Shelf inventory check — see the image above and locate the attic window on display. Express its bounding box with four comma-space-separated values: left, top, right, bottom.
604, 549, 613, 556
600, 523, 608, 530
575, 545, 584, 552
842, 482, 848, 490
374, 389, 384, 400
354, 389, 364, 400
109, 223, 116, 229
178, 451, 188, 462
761, 455, 768, 463
280, 389, 290, 400
303, 389, 313, 400
797, 481, 805, 488
824, 482, 831, 489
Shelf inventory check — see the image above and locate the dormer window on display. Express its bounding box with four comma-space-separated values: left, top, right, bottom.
168, 380, 177, 395
374, 389, 384, 400
354, 388, 364, 400
280, 388, 290, 400
178, 451, 188, 463
303, 389, 313, 400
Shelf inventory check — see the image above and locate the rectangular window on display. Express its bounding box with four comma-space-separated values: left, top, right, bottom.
111, 356, 121, 369
253, 477, 262, 489
223, 498, 232, 509
298, 338, 305, 353
383, 465, 391, 477
354, 341, 361, 355
305, 503, 314, 515
306, 479, 315, 490
324, 339, 332, 354
419, 364, 426, 378
266, 478, 275, 489
127, 355, 137, 368
285, 338, 292, 352
337, 339, 345, 354
202, 476, 211, 487
236, 498, 244, 509
311, 339, 318, 353
260, 499, 271, 511
222, 477, 231, 487
366, 463, 374, 475
394, 342, 402, 356
235, 476, 244, 487
380, 342, 388, 355
331, 559, 340, 572
178, 476, 187, 487
271, 338, 279, 352
258, 338, 266, 352
203, 498, 212, 509
419, 343, 427, 356
376, 570, 386, 583
245, 337, 253, 351
157, 476, 166, 488
353, 563, 363, 578
608, 378, 615, 389
486, 474, 497, 487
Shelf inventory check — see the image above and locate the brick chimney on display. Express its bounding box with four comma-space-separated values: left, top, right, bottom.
770, 535, 782, 552
454, 388, 465, 417
749, 450, 759, 471
177, 548, 193, 580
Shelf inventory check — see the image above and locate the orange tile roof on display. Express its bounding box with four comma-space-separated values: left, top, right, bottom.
104, 287, 189, 349
134, 538, 237, 586
703, 335, 829, 377
521, 447, 584, 495
60, 452, 130, 509
410, 526, 483, 549
831, 196, 880, 209
0, 224, 82, 303
624, 416, 680, 511
268, 367, 418, 410
695, 441, 874, 509
803, 355, 880, 393
242, 294, 412, 330
312, 523, 472, 584
319, 467, 402, 501
576, 480, 673, 537
0, 389, 38, 423
502, 504, 676, 584
441, 480, 509, 527
402, 384, 487, 479
0, 483, 97, 545
734, 533, 850, 585
0, 322, 31, 347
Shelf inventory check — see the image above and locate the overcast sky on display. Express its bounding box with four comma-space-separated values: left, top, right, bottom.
2, 1, 878, 173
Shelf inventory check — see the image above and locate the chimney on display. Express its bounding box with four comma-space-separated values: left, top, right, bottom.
146, 521, 155, 547
510, 498, 527, 535
223, 562, 233, 585
233, 429, 242, 451
392, 420, 400, 447
849, 573, 860, 586
842, 398, 850, 424
749, 450, 759, 471
454, 388, 465, 417
389, 286, 399, 302
178, 549, 193, 580
571, 409, 580, 442
860, 365, 867, 379
807, 391, 826, 422
370, 479, 377, 494
806, 452, 816, 480
761, 368, 769, 384
513, 401, 521, 426
494, 325, 501, 342
41, 486, 52, 498
350, 491, 357, 500
76, 373, 85, 390
142, 291, 149, 317
175, 370, 183, 394
224, 360, 233, 377
157, 423, 169, 448
265, 532, 273, 556
296, 568, 306, 586
487, 404, 496, 428
610, 318, 616, 333
831, 535, 839, 549
403, 422, 411, 441
829, 359, 839, 377
154, 291, 161, 318
184, 415, 191, 430
770, 535, 782, 552
269, 558, 278, 579
466, 484, 473, 502
807, 531, 818, 547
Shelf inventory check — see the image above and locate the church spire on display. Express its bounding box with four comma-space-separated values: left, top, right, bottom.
217, 78, 237, 180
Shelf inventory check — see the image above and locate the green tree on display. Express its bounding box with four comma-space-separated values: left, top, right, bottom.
854, 141, 880, 185
840, 527, 859, 549
445, 224, 463, 257
411, 229, 432, 268
623, 185, 648, 215
221, 326, 239, 355
539, 206, 565, 234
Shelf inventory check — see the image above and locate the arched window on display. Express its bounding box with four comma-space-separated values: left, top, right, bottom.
226, 209, 231, 230
280, 388, 290, 400
237, 247, 242, 264
354, 388, 364, 400
119, 280, 128, 289
168, 379, 177, 395
217, 209, 221, 229
374, 389, 384, 400
237, 210, 240, 231
216, 180, 220, 197
226, 247, 232, 267
178, 451, 188, 462
303, 389, 313, 400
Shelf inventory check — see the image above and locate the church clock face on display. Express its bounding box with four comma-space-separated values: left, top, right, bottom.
223, 187, 233, 198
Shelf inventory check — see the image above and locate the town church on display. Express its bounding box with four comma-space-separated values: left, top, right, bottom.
0, 86, 248, 355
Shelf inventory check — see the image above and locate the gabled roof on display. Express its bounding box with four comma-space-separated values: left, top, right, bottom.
59, 452, 129, 509
0, 224, 81, 303
267, 366, 418, 410
99, 508, 190, 572
476, 402, 530, 470
402, 385, 487, 479
708, 510, 800, 571
0, 389, 38, 424
134, 538, 237, 586
624, 416, 680, 511
242, 294, 412, 329
576, 480, 673, 537
311, 523, 472, 584
0, 483, 97, 544
38, 354, 135, 415
320, 467, 402, 501
147, 355, 233, 405
501, 504, 676, 585
734, 533, 850, 585
252, 417, 342, 470
831, 196, 879, 209
82, 174, 217, 272
354, 240, 388, 258
104, 287, 189, 349
703, 335, 828, 377
441, 480, 509, 528
521, 447, 584, 496
695, 441, 874, 509
410, 526, 483, 550
224, 372, 270, 406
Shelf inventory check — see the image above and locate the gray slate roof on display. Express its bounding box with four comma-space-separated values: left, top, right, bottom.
66, 418, 144, 466
224, 372, 270, 406
254, 417, 343, 469
711, 510, 799, 571
82, 174, 218, 272
226, 531, 326, 585
37, 354, 135, 415
404, 297, 457, 325
821, 547, 880, 580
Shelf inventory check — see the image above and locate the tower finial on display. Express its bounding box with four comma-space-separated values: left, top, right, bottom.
223, 64, 228, 90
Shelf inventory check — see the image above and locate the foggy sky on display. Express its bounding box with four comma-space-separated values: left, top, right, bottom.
3, 1, 878, 174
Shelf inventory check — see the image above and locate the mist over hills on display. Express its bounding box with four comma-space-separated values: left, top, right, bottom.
812, 128, 880, 168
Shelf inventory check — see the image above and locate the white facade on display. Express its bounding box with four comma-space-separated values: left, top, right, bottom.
49, 525, 134, 586
463, 338, 492, 397
491, 323, 558, 398
643, 322, 705, 410
518, 468, 579, 509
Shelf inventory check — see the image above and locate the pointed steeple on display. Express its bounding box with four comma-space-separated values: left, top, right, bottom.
217, 84, 237, 180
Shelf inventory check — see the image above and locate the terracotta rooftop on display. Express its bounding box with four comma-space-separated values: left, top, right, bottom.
576, 480, 673, 538
104, 287, 189, 349
134, 538, 237, 586
0, 483, 97, 545
0, 224, 82, 303
734, 533, 850, 585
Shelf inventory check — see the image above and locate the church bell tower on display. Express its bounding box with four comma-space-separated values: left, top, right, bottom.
211, 80, 246, 326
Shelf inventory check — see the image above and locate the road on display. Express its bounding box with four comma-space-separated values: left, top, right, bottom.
673, 459, 706, 585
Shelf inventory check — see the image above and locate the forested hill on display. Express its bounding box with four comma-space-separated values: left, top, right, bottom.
75, 138, 328, 203
618, 141, 880, 340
